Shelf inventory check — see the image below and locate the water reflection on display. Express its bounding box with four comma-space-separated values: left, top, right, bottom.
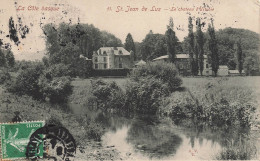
126, 117, 182, 159
70, 104, 258, 160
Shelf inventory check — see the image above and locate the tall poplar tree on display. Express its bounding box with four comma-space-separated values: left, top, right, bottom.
196, 18, 204, 76
165, 17, 177, 63
124, 33, 136, 60
194, 43, 199, 76
187, 16, 195, 75
237, 39, 243, 74
208, 20, 219, 77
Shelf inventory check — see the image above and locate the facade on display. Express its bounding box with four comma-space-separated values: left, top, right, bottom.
153, 54, 211, 76
218, 65, 229, 76
228, 70, 245, 76
92, 47, 134, 69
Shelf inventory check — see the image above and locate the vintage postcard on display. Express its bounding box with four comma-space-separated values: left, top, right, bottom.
0, 0, 259, 160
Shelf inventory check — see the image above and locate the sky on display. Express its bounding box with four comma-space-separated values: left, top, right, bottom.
0, 0, 259, 60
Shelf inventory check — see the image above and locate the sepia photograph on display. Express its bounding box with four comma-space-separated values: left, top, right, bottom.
0, 0, 259, 160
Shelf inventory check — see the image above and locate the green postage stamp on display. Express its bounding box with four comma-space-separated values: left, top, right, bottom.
0, 121, 45, 160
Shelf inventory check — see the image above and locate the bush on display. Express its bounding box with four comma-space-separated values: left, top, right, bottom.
38, 75, 72, 103
7, 64, 44, 99
160, 79, 257, 128
75, 58, 92, 78
91, 79, 125, 111
0, 70, 11, 85
44, 63, 71, 78
7, 63, 73, 103
130, 61, 182, 92
93, 69, 131, 77
125, 76, 170, 115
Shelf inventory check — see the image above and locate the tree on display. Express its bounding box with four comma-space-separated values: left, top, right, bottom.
236, 39, 243, 74
196, 18, 205, 76
165, 17, 178, 63
124, 33, 136, 60
243, 52, 260, 75
5, 50, 15, 68
0, 49, 6, 67
208, 20, 219, 77
187, 16, 195, 75
194, 44, 199, 76
139, 33, 167, 61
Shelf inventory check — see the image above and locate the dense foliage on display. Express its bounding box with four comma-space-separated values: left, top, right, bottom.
160, 78, 257, 128
91, 80, 125, 111
138, 32, 167, 61
43, 23, 122, 78
38, 75, 72, 103
7, 62, 73, 103
0, 70, 11, 85
130, 61, 182, 92
125, 77, 170, 114
0, 49, 15, 68
182, 27, 260, 75
7, 63, 44, 99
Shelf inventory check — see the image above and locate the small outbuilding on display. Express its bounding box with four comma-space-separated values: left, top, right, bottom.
228, 70, 245, 76
218, 65, 229, 76
135, 60, 146, 67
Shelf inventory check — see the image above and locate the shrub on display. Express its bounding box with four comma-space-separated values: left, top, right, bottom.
44, 63, 71, 78
130, 61, 182, 92
125, 76, 170, 115
91, 79, 125, 111
93, 69, 131, 77
75, 58, 92, 78
38, 75, 73, 103
216, 138, 257, 160
160, 79, 257, 128
7, 64, 44, 99
85, 120, 105, 141
0, 70, 11, 85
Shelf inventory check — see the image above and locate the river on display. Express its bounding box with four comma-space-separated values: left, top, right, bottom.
70, 103, 259, 160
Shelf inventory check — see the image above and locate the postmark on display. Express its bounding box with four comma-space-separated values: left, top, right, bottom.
0, 121, 45, 160
26, 124, 77, 161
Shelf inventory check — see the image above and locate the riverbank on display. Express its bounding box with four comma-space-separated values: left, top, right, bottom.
0, 86, 121, 160
1, 76, 260, 160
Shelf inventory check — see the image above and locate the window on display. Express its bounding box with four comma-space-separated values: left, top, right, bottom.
95, 64, 98, 69
119, 63, 122, 68
104, 64, 107, 69
94, 57, 98, 62
104, 57, 107, 62
206, 64, 209, 68
179, 64, 183, 69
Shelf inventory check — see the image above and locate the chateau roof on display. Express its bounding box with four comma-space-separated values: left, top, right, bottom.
96, 47, 131, 56
219, 65, 228, 69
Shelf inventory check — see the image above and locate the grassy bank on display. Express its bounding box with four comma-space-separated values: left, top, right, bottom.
0, 85, 120, 160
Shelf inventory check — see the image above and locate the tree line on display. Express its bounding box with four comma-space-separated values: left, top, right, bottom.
133, 17, 259, 76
